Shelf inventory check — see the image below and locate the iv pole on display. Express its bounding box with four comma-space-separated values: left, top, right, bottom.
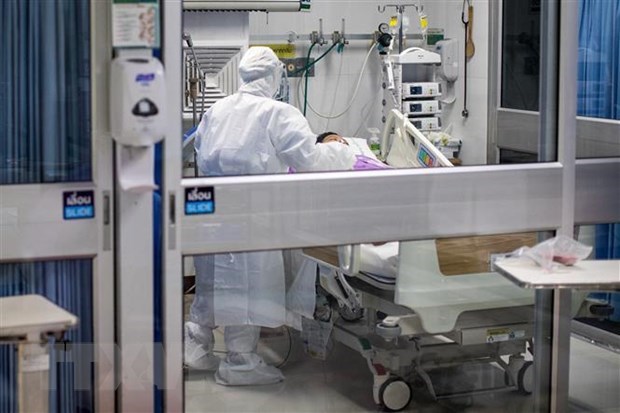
378, 3, 422, 53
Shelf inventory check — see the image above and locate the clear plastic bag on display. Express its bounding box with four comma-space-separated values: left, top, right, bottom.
510, 235, 593, 271
301, 316, 334, 361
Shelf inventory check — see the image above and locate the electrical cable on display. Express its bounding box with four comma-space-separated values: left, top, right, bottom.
275, 326, 293, 368
324, 45, 346, 131
306, 43, 377, 120
353, 93, 380, 137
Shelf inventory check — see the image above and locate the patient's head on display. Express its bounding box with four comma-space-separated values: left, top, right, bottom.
316, 131, 348, 145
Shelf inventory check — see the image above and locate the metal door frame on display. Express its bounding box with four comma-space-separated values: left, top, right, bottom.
488, 0, 620, 161
0, 1, 116, 411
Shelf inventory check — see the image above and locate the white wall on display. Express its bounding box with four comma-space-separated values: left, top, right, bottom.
424, 0, 490, 165
184, 11, 250, 47
250, 1, 386, 139
195, 0, 491, 165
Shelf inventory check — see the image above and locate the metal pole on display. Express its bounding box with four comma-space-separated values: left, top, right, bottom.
533, 289, 553, 412
19, 342, 49, 413
162, 0, 185, 410
551, 0, 579, 410
538, 0, 559, 162
534, 0, 560, 411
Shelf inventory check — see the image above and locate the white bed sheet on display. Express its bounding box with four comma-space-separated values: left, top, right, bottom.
343, 137, 378, 159
359, 242, 399, 279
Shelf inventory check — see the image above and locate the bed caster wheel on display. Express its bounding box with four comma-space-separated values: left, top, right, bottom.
376, 322, 401, 341
379, 378, 412, 412
338, 305, 363, 322
517, 361, 533, 395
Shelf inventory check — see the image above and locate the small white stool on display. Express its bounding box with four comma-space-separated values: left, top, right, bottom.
0, 294, 78, 413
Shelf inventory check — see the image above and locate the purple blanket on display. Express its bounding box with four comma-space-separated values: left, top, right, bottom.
289, 155, 390, 173
353, 155, 391, 170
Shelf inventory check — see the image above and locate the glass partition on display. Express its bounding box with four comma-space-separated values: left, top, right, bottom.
0, 259, 94, 413
576, 1, 620, 159
501, 0, 540, 112
180, 0, 561, 178
181, 233, 620, 412
181, 233, 559, 412
167, 1, 596, 412
577, 2, 619, 122
0, 0, 91, 184
569, 223, 620, 411
496, 0, 620, 161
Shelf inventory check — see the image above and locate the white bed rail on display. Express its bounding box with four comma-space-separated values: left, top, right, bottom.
338, 110, 452, 276
380, 109, 453, 168
337, 244, 361, 275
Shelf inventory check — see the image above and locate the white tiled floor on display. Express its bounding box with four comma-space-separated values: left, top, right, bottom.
183, 272, 620, 413
186, 327, 620, 413
568, 337, 620, 412
191, 329, 540, 412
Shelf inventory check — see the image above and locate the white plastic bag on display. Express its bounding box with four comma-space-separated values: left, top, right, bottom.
510, 235, 593, 271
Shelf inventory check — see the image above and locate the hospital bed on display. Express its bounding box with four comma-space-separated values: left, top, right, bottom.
303, 239, 538, 411
301, 110, 537, 411
301, 111, 608, 410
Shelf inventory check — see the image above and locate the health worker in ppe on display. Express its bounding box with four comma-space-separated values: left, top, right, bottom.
185, 46, 352, 386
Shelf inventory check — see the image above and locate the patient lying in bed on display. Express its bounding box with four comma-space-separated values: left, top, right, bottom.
316, 132, 392, 171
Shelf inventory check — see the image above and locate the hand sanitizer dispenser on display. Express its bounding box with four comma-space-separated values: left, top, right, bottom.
110, 57, 165, 146
110, 56, 165, 192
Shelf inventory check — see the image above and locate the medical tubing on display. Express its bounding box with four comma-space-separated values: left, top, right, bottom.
303, 42, 339, 115
303, 42, 316, 116
307, 42, 377, 119
295, 42, 339, 113
293, 41, 339, 76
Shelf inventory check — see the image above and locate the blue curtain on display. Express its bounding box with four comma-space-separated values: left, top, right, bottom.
0, 0, 91, 184
578, 0, 620, 322
0, 261, 94, 413
577, 0, 620, 119
0, 1, 95, 411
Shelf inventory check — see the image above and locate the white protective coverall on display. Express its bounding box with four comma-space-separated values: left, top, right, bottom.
186, 46, 355, 385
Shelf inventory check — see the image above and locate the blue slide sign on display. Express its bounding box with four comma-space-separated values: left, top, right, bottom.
185, 186, 215, 215
63, 190, 95, 220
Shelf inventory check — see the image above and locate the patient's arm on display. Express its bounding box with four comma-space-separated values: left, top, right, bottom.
342, 137, 392, 170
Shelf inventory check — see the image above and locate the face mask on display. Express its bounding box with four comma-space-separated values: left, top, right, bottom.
272, 63, 287, 100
